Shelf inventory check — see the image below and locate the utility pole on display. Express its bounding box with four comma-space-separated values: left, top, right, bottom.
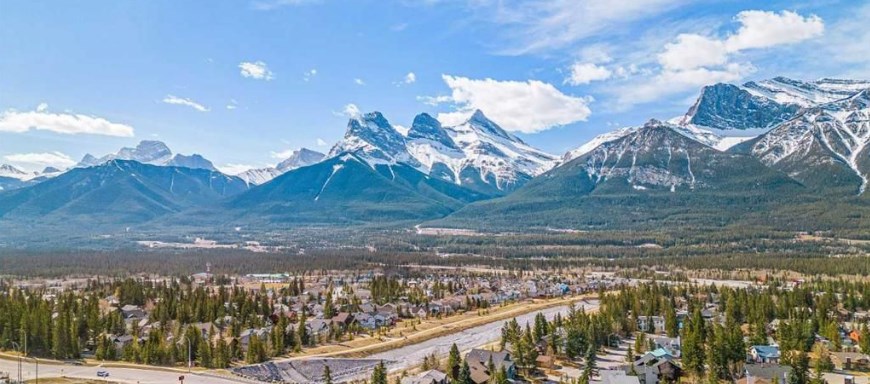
185, 336, 192, 373
11, 342, 19, 384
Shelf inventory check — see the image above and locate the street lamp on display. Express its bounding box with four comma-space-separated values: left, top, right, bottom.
184, 336, 192, 373
20, 329, 36, 384
11, 341, 20, 384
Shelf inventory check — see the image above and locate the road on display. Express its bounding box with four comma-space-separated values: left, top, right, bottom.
0, 358, 249, 384
369, 299, 600, 372
0, 299, 599, 383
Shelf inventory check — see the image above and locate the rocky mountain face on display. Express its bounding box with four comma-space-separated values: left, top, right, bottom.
329, 110, 558, 196
732, 89, 870, 195
78, 140, 217, 171
237, 148, 325, 185
225, 152, 489, 224
433, 119, 804, 231
0, 160, 249, 226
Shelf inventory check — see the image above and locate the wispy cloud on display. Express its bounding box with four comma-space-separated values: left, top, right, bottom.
614, 9, 824, 106
303, 68, 317, 81
251, 0, 320, 11
354, 78, 366, 86
239, 61, 275, 80
470, 0, 689, 55
162, 95, 210, 112
0, 104, 134, 137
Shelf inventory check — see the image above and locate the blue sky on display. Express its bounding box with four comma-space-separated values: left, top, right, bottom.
1, 0, 868, 173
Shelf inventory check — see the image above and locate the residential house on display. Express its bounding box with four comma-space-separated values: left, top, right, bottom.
465, 349, 516, 384
652, 336, 681, 357
628, 349, 681, 384
744, 364, 792, 384
831, 352, 870, 371
749, 345, 781, 364
637, 316, 666, 334
401, 370, 449, 384
601, 370, 642, 384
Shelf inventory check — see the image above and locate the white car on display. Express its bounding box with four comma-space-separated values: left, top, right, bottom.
97, 370, 110, 377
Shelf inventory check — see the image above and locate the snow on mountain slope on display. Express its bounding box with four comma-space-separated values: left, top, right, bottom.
562, 127, 638, 162
236, 148, 325, 185
0, 164, 30, 180
327, 110, 557, 194
444, 110, 558, 180
743, 77, 870, 107
77, 140, 217, 172
565, 77, 870, 164
736, 89, 870, 194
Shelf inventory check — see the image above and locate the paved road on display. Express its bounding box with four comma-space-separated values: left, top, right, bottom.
0, 358, 248, 384
369, 299, 600, 372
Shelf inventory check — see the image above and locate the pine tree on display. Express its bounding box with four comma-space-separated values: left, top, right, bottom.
458, 359, 472, 384
448, 343, 461, 379
323, 364, 333, 384
371, 360, 388, 384
789, 352, 810, 384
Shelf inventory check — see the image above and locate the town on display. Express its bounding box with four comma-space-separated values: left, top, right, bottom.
2, 264, 870, 384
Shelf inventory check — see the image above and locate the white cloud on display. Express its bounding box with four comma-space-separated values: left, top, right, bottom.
226, 99, 238, 110
270, 149, 296, 159
354, 78, 366, 86
316, 138, 328, 147
162, 95, 209, 112
404, 72, 416, 84
430, 75, 592, 133
251, 0, 320, 11
658, 34, 728, 71
217, 163, 257, 175
304, 68, 317, 81
617, 9, 823, 106
566, 63, 612, 85
239, 61, 274, 80
4, 151, 76, 169
416, 95, 452, 106
338, 103, 362, 119
617, 63, 755, 105
724, 10, 824, 52
0, 107, 134, 137
391, 23, 409, 32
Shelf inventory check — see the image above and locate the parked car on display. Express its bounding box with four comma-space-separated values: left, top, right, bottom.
97, 370, 110, 377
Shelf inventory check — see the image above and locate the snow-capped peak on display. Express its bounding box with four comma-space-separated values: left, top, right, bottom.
236, 148, 326, 185
324, 109, 557, 193
276, 148, 326, 172
76, 140, 217, 172
0, 164, 29, 179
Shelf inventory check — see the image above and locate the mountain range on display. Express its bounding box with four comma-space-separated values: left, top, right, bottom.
1, 76, 869, 242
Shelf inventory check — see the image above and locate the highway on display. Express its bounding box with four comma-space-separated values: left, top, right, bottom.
369, 299, 600, 372
0, 358, 249, 384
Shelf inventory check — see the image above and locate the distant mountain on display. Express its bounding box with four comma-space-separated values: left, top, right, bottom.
682, 77, 870, 130
732, 89, 870, 195
78, 140, 217, 171
330, 110, 558, 195
434, 120, 803, 231
237, 148, 325, 185
563, 77, 870, 164
0, 164, 29, 179
0, 164, 64, 191
225, 152, 489, 225
0, 160, 248, 226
